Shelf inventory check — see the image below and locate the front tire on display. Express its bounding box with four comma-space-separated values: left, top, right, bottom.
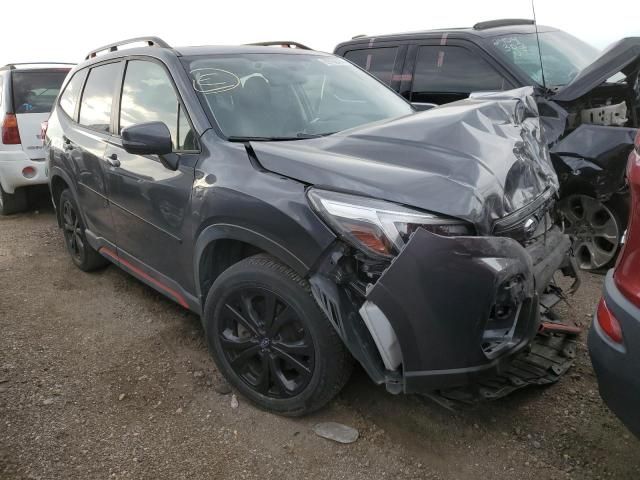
59, 189, 108, 272
0, 184, 28, 215
203, 254, 352, 416
558, 193, 624, 271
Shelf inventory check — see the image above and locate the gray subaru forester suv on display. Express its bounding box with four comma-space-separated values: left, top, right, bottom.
45, 37, 579, 415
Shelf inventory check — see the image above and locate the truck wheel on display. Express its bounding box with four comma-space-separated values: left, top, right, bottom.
59, 189, 108, 271
0, 185, 28, 215
203, 254, 352, 416
559, 193, 623, 271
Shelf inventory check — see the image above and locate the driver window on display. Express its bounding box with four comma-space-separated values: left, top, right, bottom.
120, 60, 196, 151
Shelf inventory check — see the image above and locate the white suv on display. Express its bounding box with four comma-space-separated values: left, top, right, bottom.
0, 63, 72, 214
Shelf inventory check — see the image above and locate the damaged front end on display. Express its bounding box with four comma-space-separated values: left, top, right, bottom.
308, 206, 579, 401
540, 38, 640, 269
295, 89, 581, 401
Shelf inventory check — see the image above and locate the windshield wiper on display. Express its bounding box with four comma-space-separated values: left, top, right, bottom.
295, 132, 335, 138
228, 133, 335, 142
228, 136, 285, 142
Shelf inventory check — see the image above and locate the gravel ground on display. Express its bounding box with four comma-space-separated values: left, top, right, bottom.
1, 200, 639, 479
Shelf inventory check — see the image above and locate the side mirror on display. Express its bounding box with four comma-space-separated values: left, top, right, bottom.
121, 121, 179, 170
122, 121, 173, 156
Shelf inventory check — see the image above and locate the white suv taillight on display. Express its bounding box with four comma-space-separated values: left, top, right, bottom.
1, 113, 21, 145
40, 120, 49, 146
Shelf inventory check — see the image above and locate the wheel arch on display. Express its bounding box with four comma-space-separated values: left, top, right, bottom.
194, 223, 311, 303
49, 167, 79, 228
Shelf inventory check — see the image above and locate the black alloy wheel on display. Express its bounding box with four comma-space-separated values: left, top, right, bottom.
204, 254, 353, 416
217, 287, 314, 398
58, 189, 108, 272
62, 197, 85, 263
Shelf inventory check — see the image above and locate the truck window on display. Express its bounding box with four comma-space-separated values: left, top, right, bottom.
344, 47, 398, 85
411, 46, 509, 105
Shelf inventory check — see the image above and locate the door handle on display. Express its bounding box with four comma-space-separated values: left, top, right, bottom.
106, 153, 120, 168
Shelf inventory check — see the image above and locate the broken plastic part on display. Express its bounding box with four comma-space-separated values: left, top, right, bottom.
358, 301, 402, 370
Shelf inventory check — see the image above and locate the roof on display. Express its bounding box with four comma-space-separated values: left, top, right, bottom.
0, 62, 74, 72
75, 38, 328, 71
338, 22, 558, 47
173, 45, 328, 57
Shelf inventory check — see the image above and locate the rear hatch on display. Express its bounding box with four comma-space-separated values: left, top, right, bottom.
11, 68, 69, 159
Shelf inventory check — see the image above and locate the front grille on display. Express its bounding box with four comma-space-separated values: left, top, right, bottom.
493, 189, 555, 244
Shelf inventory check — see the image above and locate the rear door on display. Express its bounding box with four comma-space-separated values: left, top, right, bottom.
11, 68, 70, 159
66, 61, 122, 242
405, 40, 514, 106
104, 58, 198, 288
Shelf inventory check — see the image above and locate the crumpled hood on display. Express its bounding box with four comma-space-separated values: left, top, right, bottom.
251, 87, 558, 234
554, 37, 640, 102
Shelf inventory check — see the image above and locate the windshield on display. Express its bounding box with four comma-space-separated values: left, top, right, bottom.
490, 31, 600, 87
183, 53, 413, 140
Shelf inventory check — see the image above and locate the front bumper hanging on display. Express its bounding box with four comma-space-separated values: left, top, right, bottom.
311, 226, 580, 398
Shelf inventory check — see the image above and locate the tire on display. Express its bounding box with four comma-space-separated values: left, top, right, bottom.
203, 254, 353, 416
58, 189, 108, 272
558, 193, 624, 271
0, 184, 28, 215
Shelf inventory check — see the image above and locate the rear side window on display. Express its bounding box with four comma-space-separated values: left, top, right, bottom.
12, 70, 69, 114
119, 60, 195, 151
59, 70, 87, 119
412, 46, 507, 97
79, 62, 121, 133
344, 47, 398, 85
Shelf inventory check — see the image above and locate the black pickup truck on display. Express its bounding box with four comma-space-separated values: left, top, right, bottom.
335, 19, 640, 271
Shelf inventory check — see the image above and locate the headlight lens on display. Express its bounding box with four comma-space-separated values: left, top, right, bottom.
307, 189, 473, 257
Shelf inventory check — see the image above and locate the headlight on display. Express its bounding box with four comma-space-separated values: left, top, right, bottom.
307, 189, 473, 258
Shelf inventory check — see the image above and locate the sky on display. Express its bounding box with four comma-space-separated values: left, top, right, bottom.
2, 0, 638, 66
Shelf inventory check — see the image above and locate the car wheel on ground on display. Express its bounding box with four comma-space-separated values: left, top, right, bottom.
0, 184, 28, 215
59, 189, 108, 271
558, 193, 624, 271
203, 254, 353, 416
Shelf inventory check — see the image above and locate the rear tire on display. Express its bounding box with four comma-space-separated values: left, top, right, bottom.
59, 189, 108, 272
203, 254, 353, 416
0, 184, 28, 215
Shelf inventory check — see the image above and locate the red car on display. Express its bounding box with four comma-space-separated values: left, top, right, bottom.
589, 130, 640, 437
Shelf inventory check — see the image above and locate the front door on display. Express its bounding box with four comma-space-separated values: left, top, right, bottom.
104, 59, 199, 288
406, 41, 514, 106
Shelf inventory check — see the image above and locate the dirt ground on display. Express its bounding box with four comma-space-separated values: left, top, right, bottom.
1, 198, 639, 480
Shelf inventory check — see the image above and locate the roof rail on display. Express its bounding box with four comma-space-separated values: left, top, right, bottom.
247, 41, 312, 50
473, 19, 534, 30
0, 62, 75, 71
351, 34, 367, 40
85, 36, 171, 60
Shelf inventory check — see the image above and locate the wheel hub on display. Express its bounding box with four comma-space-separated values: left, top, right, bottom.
558, 194, 620, 270
259, 337, 271, 350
